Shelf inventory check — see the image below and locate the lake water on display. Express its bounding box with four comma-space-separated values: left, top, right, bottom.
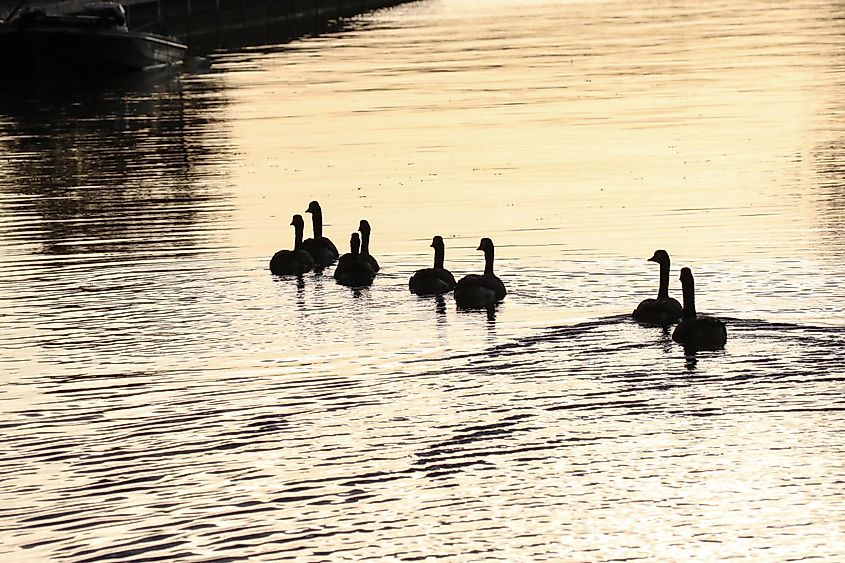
1, 0, 844, 560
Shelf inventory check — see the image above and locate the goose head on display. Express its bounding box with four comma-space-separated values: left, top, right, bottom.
349, 232, 361, 255
648, 249, 670, 264
290, 214, 305, 227
477, 237, 494, 253
431, 235, 444, 249
306, 201, 322, 214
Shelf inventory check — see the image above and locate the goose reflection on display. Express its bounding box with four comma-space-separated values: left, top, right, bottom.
434, 294, 447, 316
486, 305, 496, 326
683, 348, 699, 371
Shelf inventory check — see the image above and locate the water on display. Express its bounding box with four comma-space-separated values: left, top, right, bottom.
1, 0, 844, 560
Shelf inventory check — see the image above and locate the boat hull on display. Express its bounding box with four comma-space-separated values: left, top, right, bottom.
0, 25, 187, 72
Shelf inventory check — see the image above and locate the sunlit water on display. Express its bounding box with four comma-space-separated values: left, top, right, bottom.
1, 0, 844, 560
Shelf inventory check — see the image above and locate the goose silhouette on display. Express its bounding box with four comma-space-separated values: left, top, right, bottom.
334, 232, 376, 287
672, 267, 727, 350
409, 235, 456, 296
632, 249, 683, 325
301, 200, 339, 267
269, 214, 315, 276
358, 219, 380, 273
454, 238, 506, 309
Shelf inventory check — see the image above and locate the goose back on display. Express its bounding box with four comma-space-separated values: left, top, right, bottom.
633, 297, 683, 325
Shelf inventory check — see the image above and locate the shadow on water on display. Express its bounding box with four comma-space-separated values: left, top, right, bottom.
456, 302, 498, 340
141, 0, 418, 55
0, 70, 234, 260
274, 274, 307, 309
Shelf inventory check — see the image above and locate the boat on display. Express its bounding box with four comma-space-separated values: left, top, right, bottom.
0, 1, 188, 73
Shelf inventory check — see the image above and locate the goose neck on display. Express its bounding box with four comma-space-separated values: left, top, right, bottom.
293, 222, 304, 249
658, 259, 670, 299
360, 229, 370, 255
681, 277, 697, 319
433, 244, 445, 269
484, 247, 495, 276
310, 209, 323, 239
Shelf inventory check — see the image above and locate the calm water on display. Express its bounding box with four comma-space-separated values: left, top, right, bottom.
2, 0, 844, 560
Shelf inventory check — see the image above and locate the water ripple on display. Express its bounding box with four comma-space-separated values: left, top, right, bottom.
3, 0, 845, 560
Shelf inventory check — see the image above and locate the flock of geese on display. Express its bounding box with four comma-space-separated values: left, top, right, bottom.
271, 201, 727, 351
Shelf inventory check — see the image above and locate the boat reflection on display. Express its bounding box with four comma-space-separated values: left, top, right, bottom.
0, 70, 233, 259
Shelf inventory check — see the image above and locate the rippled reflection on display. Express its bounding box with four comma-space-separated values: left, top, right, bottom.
812, 74, 845, 258
0, 72, 233, 259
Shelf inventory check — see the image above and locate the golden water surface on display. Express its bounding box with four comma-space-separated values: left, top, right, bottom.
1, 0, 844, 560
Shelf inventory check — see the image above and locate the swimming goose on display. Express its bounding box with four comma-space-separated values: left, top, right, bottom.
269, 214, 315, 275
334, 233, 376, 287
672, 267, 727, 350
454, 238, 506, 308
409, 235, 457, 295
358, 219, 380, 272
632, 249, 683, 325
302, 200, 339, 266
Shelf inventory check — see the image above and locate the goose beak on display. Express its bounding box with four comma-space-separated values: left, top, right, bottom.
647, 256, 657, 262
476, 244, 483, 251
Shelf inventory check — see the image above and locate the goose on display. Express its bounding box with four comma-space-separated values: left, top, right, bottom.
269, 214, 315, 275
632, 249, 683, 325
454, 238, 506, 308
672, 267, 727, 350
334, 233, 376, 287
358, 219, 380, 272
302, 200, 339, 267
409, 236, 457, 295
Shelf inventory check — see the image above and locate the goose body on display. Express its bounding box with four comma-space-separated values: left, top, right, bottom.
672, 267, 727, 350
302, 200, 339, 267
358, 219, 380, 273
409, 236, 456, 295
334, 233, 376, 287
270, 214, 315, 275
454, 238, 506, 308
633, 249, 683, 325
